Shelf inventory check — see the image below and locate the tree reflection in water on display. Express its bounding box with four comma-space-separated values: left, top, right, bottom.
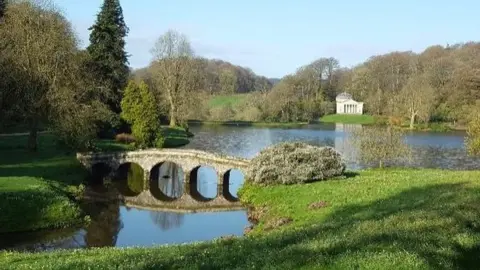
112, 163, 144, 196
149, 211, 185, 231
83, 201, 123, 248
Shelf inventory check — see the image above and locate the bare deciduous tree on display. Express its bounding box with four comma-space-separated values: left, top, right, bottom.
394, 76, 436, 129
150, 30, 196, 127
350, 126, 412, 168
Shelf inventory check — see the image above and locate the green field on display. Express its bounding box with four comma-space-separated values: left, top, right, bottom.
3, 168, 480, 269
208, 94, 249, 108
320, 114, 377, 125
0, 134, 87, 233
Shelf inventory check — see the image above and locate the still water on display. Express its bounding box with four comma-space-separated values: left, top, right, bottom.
2, 123, 479, 252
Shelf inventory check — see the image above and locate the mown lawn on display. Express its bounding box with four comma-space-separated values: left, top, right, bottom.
0, 177, 82, 233
0, 134, 87, 233
3, 169, 480, 269
320, 114, 377, 125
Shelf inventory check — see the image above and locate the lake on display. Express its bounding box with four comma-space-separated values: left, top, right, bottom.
1, 123, 479, 252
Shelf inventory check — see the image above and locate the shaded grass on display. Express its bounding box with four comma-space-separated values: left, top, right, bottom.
3, 169, 480, 269
0, 177, 82, 233
0, 134, 87, 233
320, 114, 377, 124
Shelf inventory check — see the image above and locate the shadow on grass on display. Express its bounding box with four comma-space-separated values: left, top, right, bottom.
122, 183, 480, 269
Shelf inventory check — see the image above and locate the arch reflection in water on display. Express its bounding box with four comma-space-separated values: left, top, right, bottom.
82, 201, 123, 248
112, 163, 144, 196
150, 162, 184, 201
190, 166, 217, 201
90, 163, 111, 187
223, 169, 245, 201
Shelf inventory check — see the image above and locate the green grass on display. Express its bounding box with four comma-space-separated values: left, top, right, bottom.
320, 114, 377, 125
0, 134, 87, 233
208, 94, 249, 108
94, 126, 191, 152
3, 169, 480, 269
0, 177, 82, 233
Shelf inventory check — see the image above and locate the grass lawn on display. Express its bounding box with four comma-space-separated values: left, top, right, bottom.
0, 134, 87, 233
320, 114, 377, 125
95, 126, 191, 151
0, 177, 82, 233
3, 168, 480, 269
208, 94, 250, 109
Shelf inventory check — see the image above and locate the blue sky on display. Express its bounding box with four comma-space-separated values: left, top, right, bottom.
58, 0, 479, 78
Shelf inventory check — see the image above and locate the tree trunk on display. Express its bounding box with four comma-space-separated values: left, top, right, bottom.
167, 90, 177, 127
379, 160, 383, 169
409, 112, 416, 129
27, 118, 38, 152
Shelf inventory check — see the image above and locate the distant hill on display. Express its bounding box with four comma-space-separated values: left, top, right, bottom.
133, 58, 274, 94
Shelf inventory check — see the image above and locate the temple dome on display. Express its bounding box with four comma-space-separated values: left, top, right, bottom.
336, 92, 353, 102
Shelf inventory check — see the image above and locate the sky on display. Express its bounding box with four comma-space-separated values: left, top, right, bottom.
57, 0, 479, 78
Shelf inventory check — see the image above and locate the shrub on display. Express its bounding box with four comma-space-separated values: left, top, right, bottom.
120, 80, 162, 148
115, 133, 135, 144
209, 104, 235, 121
246, 142, 346, 185
350, 126, 412, 168
466, 108, 480, 156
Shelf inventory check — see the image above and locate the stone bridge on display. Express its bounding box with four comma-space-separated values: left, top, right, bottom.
76, 149, 250, 210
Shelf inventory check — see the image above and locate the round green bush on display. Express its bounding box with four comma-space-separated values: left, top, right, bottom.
246, 142, 346, 185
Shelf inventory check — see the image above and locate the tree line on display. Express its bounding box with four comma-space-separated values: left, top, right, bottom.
0, 0, 129, 150
0, 0, 478, 154
189, 43, 480, 129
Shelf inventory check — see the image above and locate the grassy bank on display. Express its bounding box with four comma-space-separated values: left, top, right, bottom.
3, 169, 480, 269
0, 177, 82, 233
320, 114, 377, 124
95, 126, 191, 151
0, 134, 87, 233
208, 94, 249, 109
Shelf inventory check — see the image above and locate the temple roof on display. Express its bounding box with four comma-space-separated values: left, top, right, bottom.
336, 92, 353, 101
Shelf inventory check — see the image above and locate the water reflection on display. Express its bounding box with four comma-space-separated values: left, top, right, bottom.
150, 211, 185, 231
190, 166, 217, 200
186, 124, 480, 170
224, 169, 245, 199
112, 163, 144, 196
0, 206, 249, 252
150, 162, 184, 200
82, 201, 123, 248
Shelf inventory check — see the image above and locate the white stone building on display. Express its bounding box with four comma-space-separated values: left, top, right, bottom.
336, 92, 363, 114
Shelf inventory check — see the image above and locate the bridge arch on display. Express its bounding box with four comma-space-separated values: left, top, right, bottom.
189, 165, 217, 202
112, 162, 144, 197
222, 169, 245, 202
89, 162, 112, 186
149, 161, 184, 201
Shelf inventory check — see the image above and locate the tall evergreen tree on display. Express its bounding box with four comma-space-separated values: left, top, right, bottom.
87, 0, 129, 114
0, 0, 6, 22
